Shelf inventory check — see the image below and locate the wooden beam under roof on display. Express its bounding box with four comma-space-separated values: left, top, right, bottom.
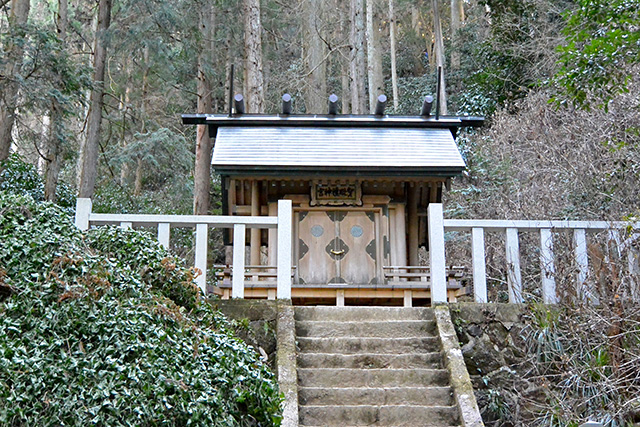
182, 113, 484, 133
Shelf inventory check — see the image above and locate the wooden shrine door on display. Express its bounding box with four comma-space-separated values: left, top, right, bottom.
297, 210, 381, 285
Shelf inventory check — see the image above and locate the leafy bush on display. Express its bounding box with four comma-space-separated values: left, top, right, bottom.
0, 192, 282, 426
553, 0, 640, 110
0, 153, 75, 210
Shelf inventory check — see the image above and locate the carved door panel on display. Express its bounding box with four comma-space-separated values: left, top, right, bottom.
297, 211, 337, 284
337, 211, 378, 285
297, 210, 379, 285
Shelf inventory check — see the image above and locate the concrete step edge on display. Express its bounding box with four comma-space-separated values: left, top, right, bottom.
294, 307, 435, 321
298, 368, 447, 373
297, 335, 439, 342
299, 386, 453, 392
297, 351, 442, 358
297, 352, 443, 369
299, 404, 458, 409
296, 319, 435, 325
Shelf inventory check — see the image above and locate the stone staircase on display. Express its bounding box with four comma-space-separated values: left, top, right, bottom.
295, 307, 463, 426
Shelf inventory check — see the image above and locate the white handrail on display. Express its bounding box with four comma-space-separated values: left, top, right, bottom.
440, 214, 639, 304
443, 219, 637, 231
74, 198, 293, 299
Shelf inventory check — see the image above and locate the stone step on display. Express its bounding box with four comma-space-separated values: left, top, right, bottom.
295, 320, 437, 338
298, 404, 459, 426
297, 368, 450, 388
295, 306, 435, 322
299, 386, 454, 406
298, 352, 443, 369
297, 336, 440, 354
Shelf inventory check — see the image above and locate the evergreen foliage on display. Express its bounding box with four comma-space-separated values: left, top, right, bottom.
0, 192, 282, 426
554, 0, 640, 110
0, 154, 75, 210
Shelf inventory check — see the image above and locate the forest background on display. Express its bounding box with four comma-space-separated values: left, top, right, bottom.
1, 0, 640, 425
1, 0, 638, 223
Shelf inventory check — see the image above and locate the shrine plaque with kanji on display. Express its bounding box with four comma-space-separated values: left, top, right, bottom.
310, 182, 362, 206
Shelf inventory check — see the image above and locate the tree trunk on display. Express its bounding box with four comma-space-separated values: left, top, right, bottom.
388, 0, 399, 110
0, 0, 31, 164
432, 0, 448, 115
193, 0, 214, 215
243, 0, 265, 113
303, 0, 326, 113
77, 0, 111, 198
340, 1, 351, 114
119, 85, 130, 186
140, 45, 150, 131
134, 156, 143, 196
450, 0, 464, 70
43, 0, 68, 201
341, 67, 351, 114
350, 0, 366, 114
366, 0, 384, 112
44, 103, 63, 201
411, 4, 433, 72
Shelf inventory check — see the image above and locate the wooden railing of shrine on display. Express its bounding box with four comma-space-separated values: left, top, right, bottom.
75, 199, 638, 306
74, 198, 293, 300
427, 204, 640, 304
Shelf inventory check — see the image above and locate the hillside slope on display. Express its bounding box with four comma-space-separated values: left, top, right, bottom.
0, 191, 282, 426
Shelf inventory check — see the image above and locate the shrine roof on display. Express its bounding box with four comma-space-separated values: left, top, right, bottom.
208, 126, 466, 177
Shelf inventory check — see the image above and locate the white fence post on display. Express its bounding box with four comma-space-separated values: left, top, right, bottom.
232, 223, 246, 298
277, 199, 293, 299
540, 228, 557, 304
428, 203, 447, 304
157, 223, 170, 249
74, 198, 92, 231
471, 227, 487, 303
506, 228, 523, 303
573, 228, 591, 302
194, 223, 208, 294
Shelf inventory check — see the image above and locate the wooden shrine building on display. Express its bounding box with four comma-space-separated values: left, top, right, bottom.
183, 96, 483, 305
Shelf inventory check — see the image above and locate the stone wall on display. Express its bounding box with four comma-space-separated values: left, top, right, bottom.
449, 303, 546, 426
212, 299, 279, 369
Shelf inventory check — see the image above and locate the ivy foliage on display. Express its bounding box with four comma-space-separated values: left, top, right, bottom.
554, 0, 640, 110
0, 153, 75, 211
0, 192, 282, 426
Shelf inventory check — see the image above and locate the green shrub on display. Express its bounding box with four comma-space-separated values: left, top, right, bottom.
0, 191, 282, 426
0, 153, 75, 210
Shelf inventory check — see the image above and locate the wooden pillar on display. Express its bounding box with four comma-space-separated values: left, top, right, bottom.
277, 199, 293, 299
540, 228, 557, 304
228, 178, 237, 215
267, 202, 278, 266
391, 204, 407, 266
428, 203, 447, 304
227, 179, 237, 262
407, 184, 419, 266
232, 224, 246, 298
336, 289, 345, 306
74, 198, 92, 231
157, 223, 170, 249
195, 223, 208, 294
250, 180, 260, 266
506, 228, 523, 303
430, 182, 439, 203
573, 228, 594, 303
471, 227, 487, 303
238, 180, 245, 205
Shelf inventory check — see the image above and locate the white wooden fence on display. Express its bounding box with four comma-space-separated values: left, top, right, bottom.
427, 204, 640, 304
74, 198, 293, 299
75, 199, 638, 306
